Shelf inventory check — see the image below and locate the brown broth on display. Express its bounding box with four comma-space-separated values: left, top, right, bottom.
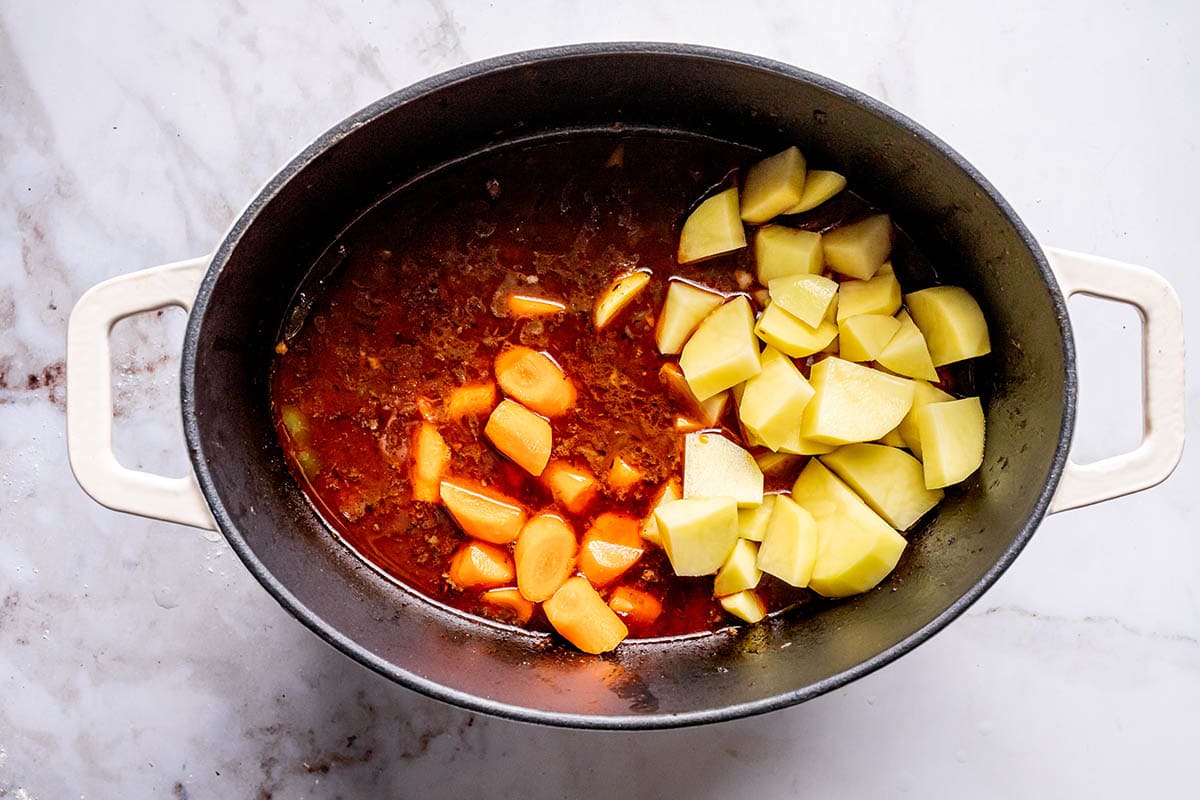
269, 134, 968, 642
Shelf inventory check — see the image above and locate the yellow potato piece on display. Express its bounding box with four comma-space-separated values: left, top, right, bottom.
768, 273, 839, 327
754, 225, 823, 284
737, 347, 816, 452
801, 357, 915, 445
876, 310, 939, 381
740, 146, 807, 224
838, 314, 901, 362
876, 426, 908, 448
678, 188, 747, 264
640, 479, 681, 547
905, 285, 992, 366
754, 302, 838, 358
714, 538, 763, 596
791, 460, 907, 597
823, 214, 893, 280
683, 431, 764, 508
821, 443, 943, 530
655, 497, 741, 576
783, 170, 847, 214
719, 589, 767, 623
656, 280, 724, 355
896, 380, 954, 459
679, 295, 761, 401
736, 493, 777, 542
917, 397, 986, 489
837, 266, 902, 321
755, 494, 818, 587
594, 270, 651, 331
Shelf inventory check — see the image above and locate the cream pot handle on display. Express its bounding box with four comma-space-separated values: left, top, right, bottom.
66, 257, 217, 531
1044, 247, 1186, 513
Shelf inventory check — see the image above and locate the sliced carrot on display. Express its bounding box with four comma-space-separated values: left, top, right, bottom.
447, 541, 515, 591
446, 381, 497, 420
605, 455, 644, 496
484, 399, 553, 477
514, 513, 578, 602
439, 477, 528, 544
579, 512, 644, 587
543, 576, 629, 654
507, 294, 567, 317
542, 460, 599, 514
608, 586, 663, 626
410, 422, 450, 503
480, 587, 535, 625
494, 346, 576, 417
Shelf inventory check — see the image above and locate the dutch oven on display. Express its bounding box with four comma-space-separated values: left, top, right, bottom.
65, 44, 1186, 729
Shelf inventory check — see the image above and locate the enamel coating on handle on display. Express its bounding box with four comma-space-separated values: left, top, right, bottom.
66, 257, 217, 531
1044, 247, 1186, 513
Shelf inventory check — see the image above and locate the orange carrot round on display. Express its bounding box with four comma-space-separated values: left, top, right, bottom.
514, 513, 578, 602
447, 541, 515, 591
607, 585, 664, 626
579, 512, 645, 587
494, 346, 576, 417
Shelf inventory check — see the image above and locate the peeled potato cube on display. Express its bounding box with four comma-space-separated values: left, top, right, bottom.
679, 295, 761, 401
905, 286, 992, 366
877, 426, 908, 448
768, 273, 838, 327
823, 214, 894, 280
683, 431, 764, 508
737, 493, 777, 542
792, 460, 907, 597
876, 310, 939, 381
640, 479, 681, 546
896, 380, 955, 459
837, 266, 902, 321
774, 426, 837, 456
753, 451, 803, 475
783, 170, 847, 214
719, 589, 767, 623
821, 443, 944, 530
655, 497, 741, 576
656, 280, 725, 355
543, 576, 628, 654
755, 494, 819, 587
738, 346, 816, 451
740, 146, 807, 223
801, 357, 915, 445
838, 314, 901, 362
754, 302, 838, 358
594, 270, 651, 331
678, 187, 747, 263
714, 538, 763, 596
754, 225, 823, 284
917, 397, 985, 489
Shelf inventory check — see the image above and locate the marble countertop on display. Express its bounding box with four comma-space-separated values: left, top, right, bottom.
2, 1, 1197, 796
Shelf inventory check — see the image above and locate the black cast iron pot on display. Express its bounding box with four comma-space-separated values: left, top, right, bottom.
66, 43, 1186, 729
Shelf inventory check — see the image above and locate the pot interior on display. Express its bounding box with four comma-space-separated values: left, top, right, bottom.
183, 45, 1073, 728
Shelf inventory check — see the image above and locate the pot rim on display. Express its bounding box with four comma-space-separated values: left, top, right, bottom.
180, 41, 1077, 729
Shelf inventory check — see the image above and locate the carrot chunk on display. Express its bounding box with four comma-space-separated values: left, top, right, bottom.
605, 455, 644, 496
514, 513, 578, 602
542, 460, 599, 514
415, 396, 440, 423
480, 587, 535, 625
494, 346, 576, 417
446, 381, 497, 420
447, 541, 515, 590
543, 576, 629, 654
484, 399, 553, 477
439, 477, 528, 544
608, 586, 663, 626
579, 512, 644, 587
507, 294, 567, 317
410, 422, 450, 503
